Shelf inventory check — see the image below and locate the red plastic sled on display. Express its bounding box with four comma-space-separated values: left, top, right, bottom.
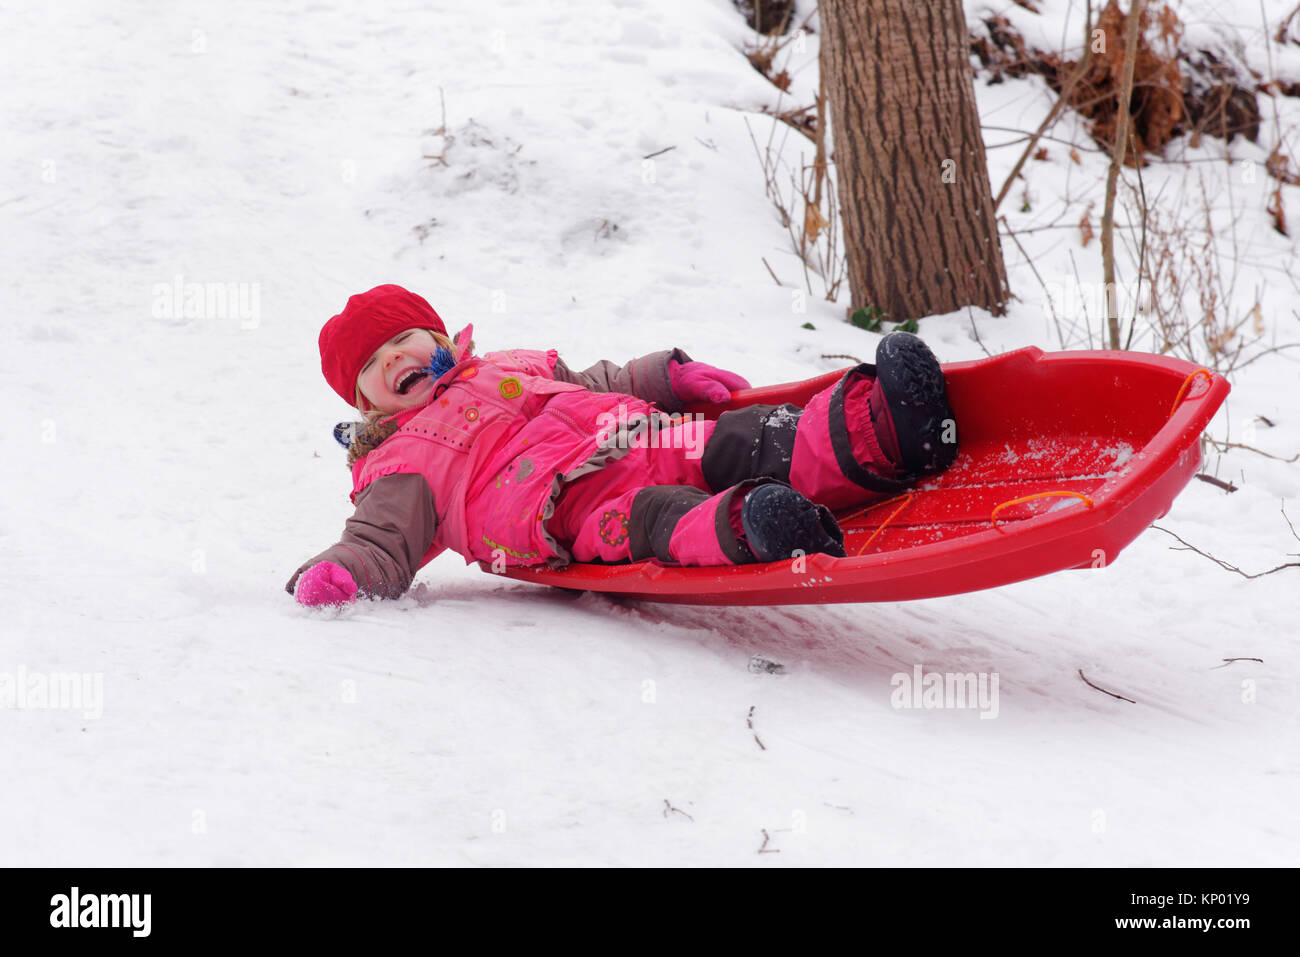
482, 347, 1229, 605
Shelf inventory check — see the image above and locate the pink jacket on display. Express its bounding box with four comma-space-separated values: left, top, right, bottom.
286, 326, 693, 599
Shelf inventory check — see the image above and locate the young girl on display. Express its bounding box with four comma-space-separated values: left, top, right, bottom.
286, 284, 956, 606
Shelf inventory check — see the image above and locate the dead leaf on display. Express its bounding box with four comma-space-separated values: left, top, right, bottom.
1266, 143, 1300, 185
1033, 147, 1049, 161
1268, 185, 1288, 236
804, 203, 828, 244
1079, 201, 1095, 247
1157, 3, 1184, 46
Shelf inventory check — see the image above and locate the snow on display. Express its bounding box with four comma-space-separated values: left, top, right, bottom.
2, 0, 1298, 865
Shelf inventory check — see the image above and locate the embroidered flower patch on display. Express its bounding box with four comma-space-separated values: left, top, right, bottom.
599, 508, 630, 547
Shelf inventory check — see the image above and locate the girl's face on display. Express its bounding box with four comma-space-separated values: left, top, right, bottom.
356, 328, 440, 414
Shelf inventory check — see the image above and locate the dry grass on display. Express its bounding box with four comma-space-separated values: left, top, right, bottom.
744, 95, 847, 303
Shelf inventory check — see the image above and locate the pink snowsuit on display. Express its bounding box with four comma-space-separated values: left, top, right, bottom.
286, 326, 908, 600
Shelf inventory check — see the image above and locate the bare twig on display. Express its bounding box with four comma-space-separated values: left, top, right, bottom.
1210, 657, 1264, 669
643, 146, 676, 160
758, 828, 781, 854
820, 352, 864, 363
1001, 214, 1067, 347
747, 705, 766, 751
998, 221, 1096, 235
744, 101, 846, 303
1283, 501, 1299, 543
1078, 669, 1136, 704
981, 125, 1107, 153
1126, 115, 1147, 351
422, 88, 452, 167
1152, 525, 1300, 579
1276, 2, 1300, 43
1068, 249, 1096, 349
1194, 472, 1238, 492
811, 64, 828, 215
1204, 438, 1300, 463
663, 799, 694, 822
966, 303, 994, 358
993, 11, 1095, 212
759, 102, 816, 139
761, 256, 783, 286
1100, 0, 1144, 350
1226, 341, 1300, 371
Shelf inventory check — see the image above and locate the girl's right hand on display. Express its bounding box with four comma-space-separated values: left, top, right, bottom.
295, 561, 359, 606
667, 359, 751, 404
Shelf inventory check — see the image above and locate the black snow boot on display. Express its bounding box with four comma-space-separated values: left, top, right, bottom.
740, 482, 846, 563
873, 331, 958, 475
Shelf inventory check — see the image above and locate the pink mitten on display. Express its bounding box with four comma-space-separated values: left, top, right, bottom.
668, 359, 751, 404
295, 561, 359, 607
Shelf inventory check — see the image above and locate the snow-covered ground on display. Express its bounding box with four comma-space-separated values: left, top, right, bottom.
3, 0, 1297, 865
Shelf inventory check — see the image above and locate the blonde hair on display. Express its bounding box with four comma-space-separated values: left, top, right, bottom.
353, 328, 460, 423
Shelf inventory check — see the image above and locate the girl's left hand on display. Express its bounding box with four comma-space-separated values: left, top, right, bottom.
668, 359, 751, 404
294, 560, 359, 607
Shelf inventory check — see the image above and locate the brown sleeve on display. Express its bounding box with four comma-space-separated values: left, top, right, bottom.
550, 348, 694, 412
285, 472, 439, 601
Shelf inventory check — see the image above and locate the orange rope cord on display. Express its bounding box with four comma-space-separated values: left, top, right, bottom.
854, 493, 914, 556
1168, 368, 1213, 420
990, 490, 1094, 528
838, 492, 913, 526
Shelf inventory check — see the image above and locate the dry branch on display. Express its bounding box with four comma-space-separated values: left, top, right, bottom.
994, 4, 1096, 212
1193, 473, 1238, 492
1101, 0, 1144, 350
1204, 439, 1300, 463
662, 799, 694, 822
1152, 524, 1300, 578
747, 705, 766, 751
1078, 669, 1136, 703
1210, 657, 1264, 669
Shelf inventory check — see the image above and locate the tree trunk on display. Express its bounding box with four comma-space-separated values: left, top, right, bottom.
820, 0, 1009, 320
1101, 0, 1144, 350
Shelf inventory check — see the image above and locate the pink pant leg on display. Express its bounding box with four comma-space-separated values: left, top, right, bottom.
701, 369, 910, 512
550, 416, 715, 545
553, 417, 779, 566
562, 480, 764, 566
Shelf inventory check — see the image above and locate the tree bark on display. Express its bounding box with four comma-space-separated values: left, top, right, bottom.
1101, 0, 1143, 350
820, 0, 1009, 319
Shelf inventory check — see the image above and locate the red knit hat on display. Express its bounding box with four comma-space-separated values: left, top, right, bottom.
318, 284, 448, 406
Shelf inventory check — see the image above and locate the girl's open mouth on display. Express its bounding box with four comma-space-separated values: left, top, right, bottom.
395, 369, 430, 394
